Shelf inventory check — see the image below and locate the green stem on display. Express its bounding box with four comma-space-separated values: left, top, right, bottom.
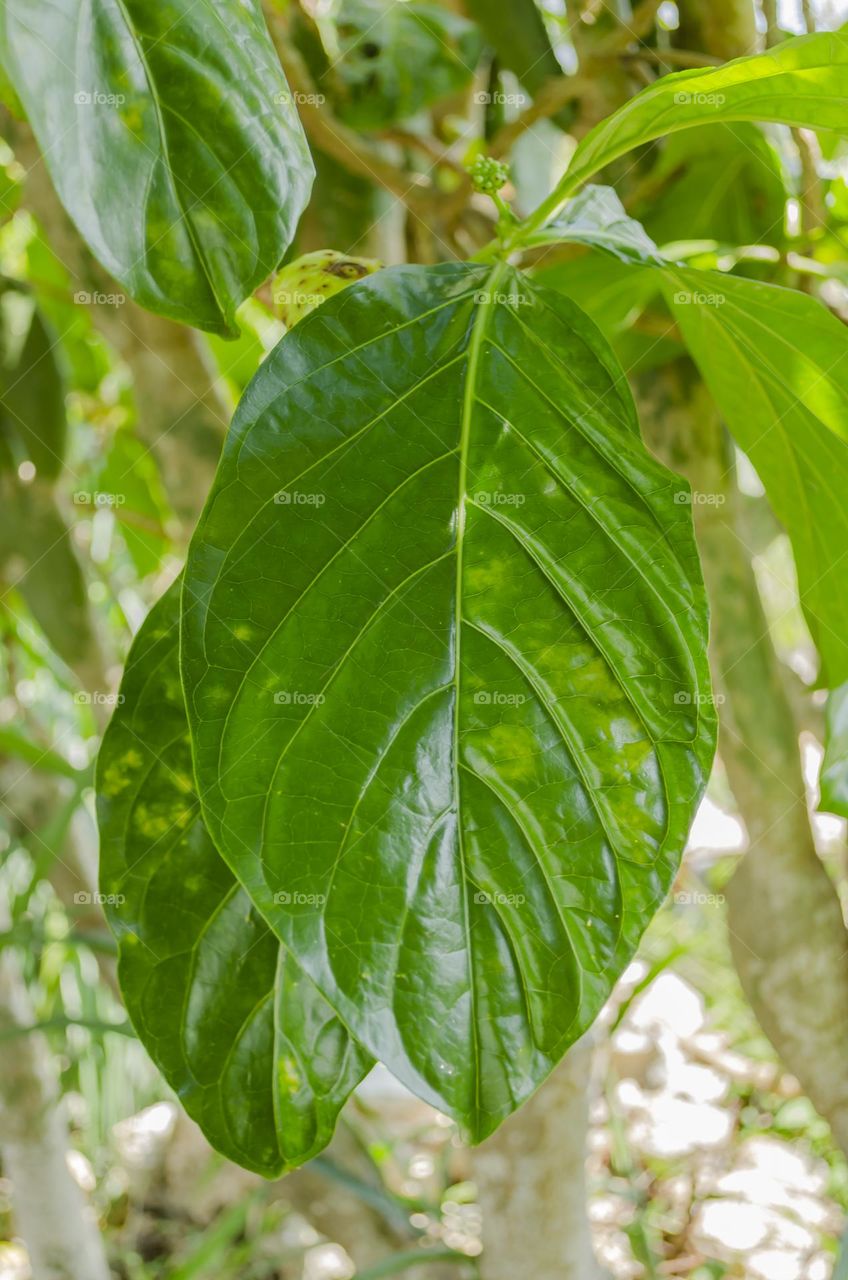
0, 1016, 134, 1043
355, 1249, 474, 1280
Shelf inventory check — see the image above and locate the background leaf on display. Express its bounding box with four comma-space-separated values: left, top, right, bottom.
633, 123, 787, 250
662, 269, 848, 683
323, 0, 481, 130
543, 32, 848, 212
0, 282, 66, 479
463, 0, 567, 118
97, 581, 372, 1176
181, 262, 715, 1139
0, 0, 314, 335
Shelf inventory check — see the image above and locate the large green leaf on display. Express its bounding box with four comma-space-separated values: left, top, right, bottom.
181, 262, 715, 1138
97, 582, 371, 1176
526, 32, 848, 229
0, 0, 314, 337
662, 269, 848, 683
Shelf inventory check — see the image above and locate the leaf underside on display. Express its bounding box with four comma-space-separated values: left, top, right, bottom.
97, 582, 371, 1177
181, 262, 715, 1139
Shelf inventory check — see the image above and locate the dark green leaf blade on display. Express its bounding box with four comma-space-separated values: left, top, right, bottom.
181, 263, 715, 1139
463, 0, 564, 104
96, 581, 371, 1177
0, 0, 314, 336
662, 267, 848, 683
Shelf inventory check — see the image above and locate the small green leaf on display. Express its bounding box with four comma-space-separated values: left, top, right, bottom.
182, 263, 715, 1139
528, 185, 667, 264
0, 478, 95, 676
464, 0, 567, 115
97, 581, 371, 1177
0, 0, 314, 336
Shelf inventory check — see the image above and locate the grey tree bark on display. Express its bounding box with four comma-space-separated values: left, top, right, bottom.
0, 896, 111, 1280
473, 1038, 605, 1280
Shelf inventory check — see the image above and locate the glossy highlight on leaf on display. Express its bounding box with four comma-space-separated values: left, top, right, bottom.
181, 262, 716, 1139
96, 582, 371, 1177
0, 0, 314, 336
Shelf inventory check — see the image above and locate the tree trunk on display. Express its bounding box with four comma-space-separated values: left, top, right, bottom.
0, 912, 111, 1280
638, 360, 848, 1156
473, 1038, 605, 1280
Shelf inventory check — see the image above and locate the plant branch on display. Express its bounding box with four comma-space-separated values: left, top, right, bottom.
265, 20, 472, 223
489, 74, 592, 158
599, 0, 663, 52
615, 46, 722, 67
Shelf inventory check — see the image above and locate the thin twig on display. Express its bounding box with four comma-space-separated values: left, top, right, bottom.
615, 46, 722, 67
489, 74, 592, 158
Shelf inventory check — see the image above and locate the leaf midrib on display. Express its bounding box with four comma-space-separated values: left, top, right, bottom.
455, 263, 508, 1128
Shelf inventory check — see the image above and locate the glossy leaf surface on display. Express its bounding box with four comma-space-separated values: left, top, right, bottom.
551, 32, 848, 207
182, 263, 715, 1138
0, 0, 314, 336
663, 269, 848, 683
97, 582, 371, 1176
